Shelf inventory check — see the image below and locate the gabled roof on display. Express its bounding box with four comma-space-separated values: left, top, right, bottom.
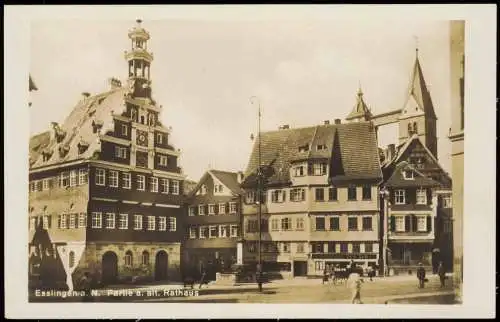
243, 121, 382, 186
385, 161, 440, 188
401, 53, 437, 119
188, 169, 243, 198
30, 87, 128, 168
345, 87, 373, 121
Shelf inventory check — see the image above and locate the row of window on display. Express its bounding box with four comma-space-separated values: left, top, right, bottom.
244, 241, 378, 254
29, 169, 88, 192
90, 212, 177, 231
123, 250, 152, 267
245, 186, 373, 204
391, 214, 432, 233
197, 184, 226, 196
293, 163, 328, 177
114, 145, 171, 166
94, 168, 180, 194
117, 124, 166, 145
244, 215, 374, 233
393, 188, 428, 205
188, 225, 240, 239
188, 203, 238, 216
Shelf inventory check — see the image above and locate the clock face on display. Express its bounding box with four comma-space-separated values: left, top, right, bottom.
136, 130, 148, 146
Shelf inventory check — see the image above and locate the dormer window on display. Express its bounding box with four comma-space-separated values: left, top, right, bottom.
77, 141, 89, 155
403, 170, 414, 180
298, 145, 309, 153
317, 144, 327, 151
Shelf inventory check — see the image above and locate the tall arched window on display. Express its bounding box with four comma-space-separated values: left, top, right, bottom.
69, 251, 75, 268
142, 251, 150, 266
125, 250, 133, 267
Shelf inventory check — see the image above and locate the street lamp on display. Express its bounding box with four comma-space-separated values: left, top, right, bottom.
379, 187, 390, 276
250, 96, 263, 292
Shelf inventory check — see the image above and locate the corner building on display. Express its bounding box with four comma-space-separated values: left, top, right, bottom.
28, 20, 186, 290
241, 120, 382, 278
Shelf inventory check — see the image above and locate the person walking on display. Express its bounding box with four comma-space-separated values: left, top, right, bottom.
347, 264, 363, 304
322, 267, 329, 285
199, 268, 206, 289
416, 263, 426, 289
79, 272, 93, 302
437, 261, 446, 288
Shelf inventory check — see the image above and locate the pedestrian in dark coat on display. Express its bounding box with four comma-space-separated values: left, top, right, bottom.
437, 262, 446, 288
416, 263, 426, 289
79, 272, 93, 302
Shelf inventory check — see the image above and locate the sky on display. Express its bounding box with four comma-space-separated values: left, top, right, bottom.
30, 18, 452, 181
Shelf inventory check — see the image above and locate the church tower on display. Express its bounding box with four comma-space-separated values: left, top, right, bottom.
398, 47, 438, 158
345, 86, 373, 123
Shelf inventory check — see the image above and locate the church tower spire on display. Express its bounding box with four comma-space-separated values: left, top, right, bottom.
398, 45, 438, 158
124, 19, 154, 99
345, 84, 373, 123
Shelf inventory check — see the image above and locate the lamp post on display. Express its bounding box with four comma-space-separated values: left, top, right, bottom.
379, 187, 390, 276
250, 96, 263, 292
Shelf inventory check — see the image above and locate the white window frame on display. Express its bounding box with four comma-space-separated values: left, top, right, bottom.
313, 163, 324, 176
403, 170, 414, 180
296, 217, 305, 231
158, 216, 167, 231
115, 146, 127, 159
198, 204, 205, 216
91, 212, 102, 229
171, 180, 179, 195
150, 177, 158, 192
168, 217, 176, 232
208, 204, 216, 215
395, 216, 405, 232
417, 215, 427, 232
78, 169, 88, 185
160, 178, 169, 194
416, 188, 427, 205
95, 168, 105, 186
281, 217, 291, 231
218, 203, 226, 214
29, 217, 36, 231
188, 206, 195, 216
395, 189, 406, 204
294, 166, 305, 177
109, 170, 119, 188
118, 214, 128, 230
290, 188, 305, 202
30, 181, 36, 192
230, 225, 239, 237
105, 213, 115, 229
69, 170, 77, 187
157, 133, 163, 144
189, 226, 197, 239
147, 216, 156, 231
209, 225, 217, 238
121, 124, 128, 136
348, 216, 359, 231
122, 172, 131, 189
42, 216, 50, 229
42, 179, 50, 191
159, 155, 168, 167
134, 214, 143, 230
137, 175, 145, 191
282, 242, 290, 253
229, 202, 237, 214
245, 191, 255, 204
78, 213, 86, 228
271, 190, 285, 203
60, 171, 70, 187
271, 219, 279, 231
199, 226, 208, 239
362, 216, 373, 231
443, 196, 452, 208
69, 214, 76, 229
219, 225, 229, 238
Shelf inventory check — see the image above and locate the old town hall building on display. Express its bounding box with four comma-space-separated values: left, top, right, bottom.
28, 20, 186, 290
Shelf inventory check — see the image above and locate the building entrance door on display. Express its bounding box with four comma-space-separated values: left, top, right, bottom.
293, 261, 308, 277
155, 250, 169, 281
404, 247, 412, 265
102, 251, 118, 285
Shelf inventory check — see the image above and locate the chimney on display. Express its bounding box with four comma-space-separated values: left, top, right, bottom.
324, 120, 330, 125
237, 171, 244, 184
334, 119, 341, 125
386, 144, 396, 162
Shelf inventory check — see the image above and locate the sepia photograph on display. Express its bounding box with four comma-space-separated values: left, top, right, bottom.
4, 4, 496, 319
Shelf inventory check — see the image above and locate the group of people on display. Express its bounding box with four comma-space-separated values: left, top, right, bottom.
417, 261, 447, 289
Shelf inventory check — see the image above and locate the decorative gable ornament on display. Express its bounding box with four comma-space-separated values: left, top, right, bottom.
51, 122, 67, 143
77, 139, 90, 155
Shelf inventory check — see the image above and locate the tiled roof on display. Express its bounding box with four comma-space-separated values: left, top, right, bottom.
243, 121, 382, 186
30, 87, 128, 168
385, 161, 440, 188
210, 170, 244, 195
29, 131, 51, 167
